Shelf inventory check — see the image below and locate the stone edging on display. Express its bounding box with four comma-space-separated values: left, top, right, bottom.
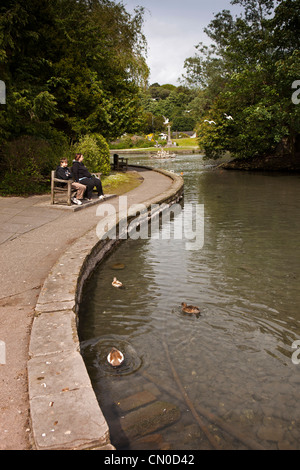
28, 167, 184, 450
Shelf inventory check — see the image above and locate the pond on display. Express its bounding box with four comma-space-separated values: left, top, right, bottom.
78, 154, 300, 450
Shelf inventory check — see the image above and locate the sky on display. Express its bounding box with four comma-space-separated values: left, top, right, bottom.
123, 0, 242, 85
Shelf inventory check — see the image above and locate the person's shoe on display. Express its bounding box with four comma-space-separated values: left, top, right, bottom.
71, 197, 82, 205
99, 195, 105, 200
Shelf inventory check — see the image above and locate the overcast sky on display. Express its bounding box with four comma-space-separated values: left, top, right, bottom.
123, 0, 242, 85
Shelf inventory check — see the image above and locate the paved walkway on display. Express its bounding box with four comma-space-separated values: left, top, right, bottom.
0, 167, 175, 450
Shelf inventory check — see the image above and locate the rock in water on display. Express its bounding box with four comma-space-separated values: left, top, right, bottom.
120, 401, 181, 440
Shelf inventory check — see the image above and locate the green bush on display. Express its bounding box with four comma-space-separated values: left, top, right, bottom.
75, 134, 111, 175
109, 136, 134, 149
0, 134, 69, 195
0, 163, 46, 195
134, 138, 156, 148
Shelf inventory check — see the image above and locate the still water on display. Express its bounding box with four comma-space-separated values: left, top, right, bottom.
78, 154, 300, 450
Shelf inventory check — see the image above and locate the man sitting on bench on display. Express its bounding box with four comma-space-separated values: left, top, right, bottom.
56, 158, 86, 205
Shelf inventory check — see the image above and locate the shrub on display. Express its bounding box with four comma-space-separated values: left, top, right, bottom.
135, 138, 156, 148
109, 136, 157, 149
75, 133, 111, 175
109, 136, 134, 149
0, 163, 46, 195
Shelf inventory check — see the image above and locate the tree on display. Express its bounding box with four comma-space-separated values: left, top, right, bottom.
0, 0, 149, 194
0, 0, 149, 143
183, 0, 300, 161
75, 133, 111, 175
141, 84, 198, 133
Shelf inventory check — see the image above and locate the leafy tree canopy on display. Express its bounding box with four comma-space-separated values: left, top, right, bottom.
182, 0, 300, 160
142, 83, 198, 132
0, 0, 149, 144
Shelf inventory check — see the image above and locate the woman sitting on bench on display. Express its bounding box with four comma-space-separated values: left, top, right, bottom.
72, 153, 105, 201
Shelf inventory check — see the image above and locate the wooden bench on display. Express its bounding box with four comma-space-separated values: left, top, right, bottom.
50, 170, 102, 206
112, 154, 128, 172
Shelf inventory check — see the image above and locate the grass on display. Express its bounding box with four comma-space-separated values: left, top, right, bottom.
109, 137, 199, 153
102, 171, 143, 196
173, 137, 198, 148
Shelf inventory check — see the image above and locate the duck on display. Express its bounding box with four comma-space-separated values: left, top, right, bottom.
181, 302, 201, 316
107, 347, 124, 367
112, 277, 123, 288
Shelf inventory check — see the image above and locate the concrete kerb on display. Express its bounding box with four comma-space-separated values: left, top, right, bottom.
46, 193, 117, 212
28, 167, 184, 450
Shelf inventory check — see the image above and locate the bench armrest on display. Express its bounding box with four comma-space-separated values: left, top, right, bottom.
53, 177, 74, 184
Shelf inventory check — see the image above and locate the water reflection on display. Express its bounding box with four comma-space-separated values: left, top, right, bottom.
79, 154, 300, 450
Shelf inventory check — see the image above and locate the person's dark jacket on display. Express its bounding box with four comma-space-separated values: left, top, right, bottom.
56, 166, 73, 180
55, 166, 73, 187
72, 160, 92, 182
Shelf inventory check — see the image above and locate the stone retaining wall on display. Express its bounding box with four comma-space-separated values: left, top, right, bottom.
28, 167, 184, 450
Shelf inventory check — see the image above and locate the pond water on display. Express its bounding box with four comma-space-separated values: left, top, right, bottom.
78, 154, 300, 450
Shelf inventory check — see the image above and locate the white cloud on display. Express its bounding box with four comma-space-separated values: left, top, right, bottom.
124, 0, 242, 85
143, 14, 208, 84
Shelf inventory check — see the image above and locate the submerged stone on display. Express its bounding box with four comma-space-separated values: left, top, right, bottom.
130, 433, 171, 451
120, 401, 181, 440
117, 390, 156, 413
111, 263, 125, 270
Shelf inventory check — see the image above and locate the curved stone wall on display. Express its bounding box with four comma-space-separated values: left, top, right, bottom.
28, 167, 184, 450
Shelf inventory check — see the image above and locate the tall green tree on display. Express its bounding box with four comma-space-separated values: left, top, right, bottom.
0, 0, 149, 143
142, 84, 198, 132
183, 0, 300, 161
0, 0, 149, 194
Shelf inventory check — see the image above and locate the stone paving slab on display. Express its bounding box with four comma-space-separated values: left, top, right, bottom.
35, 300, 75, 315
0, 206, 25, 215
41, 193, 116, 212
30, 387, 110, 450
0, 213, 16, 222
0, 231, 15, 244
0, 194, 116, 244
28, 304, 112, 450
28, 350, 88, 397
29, 310, 78, 358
